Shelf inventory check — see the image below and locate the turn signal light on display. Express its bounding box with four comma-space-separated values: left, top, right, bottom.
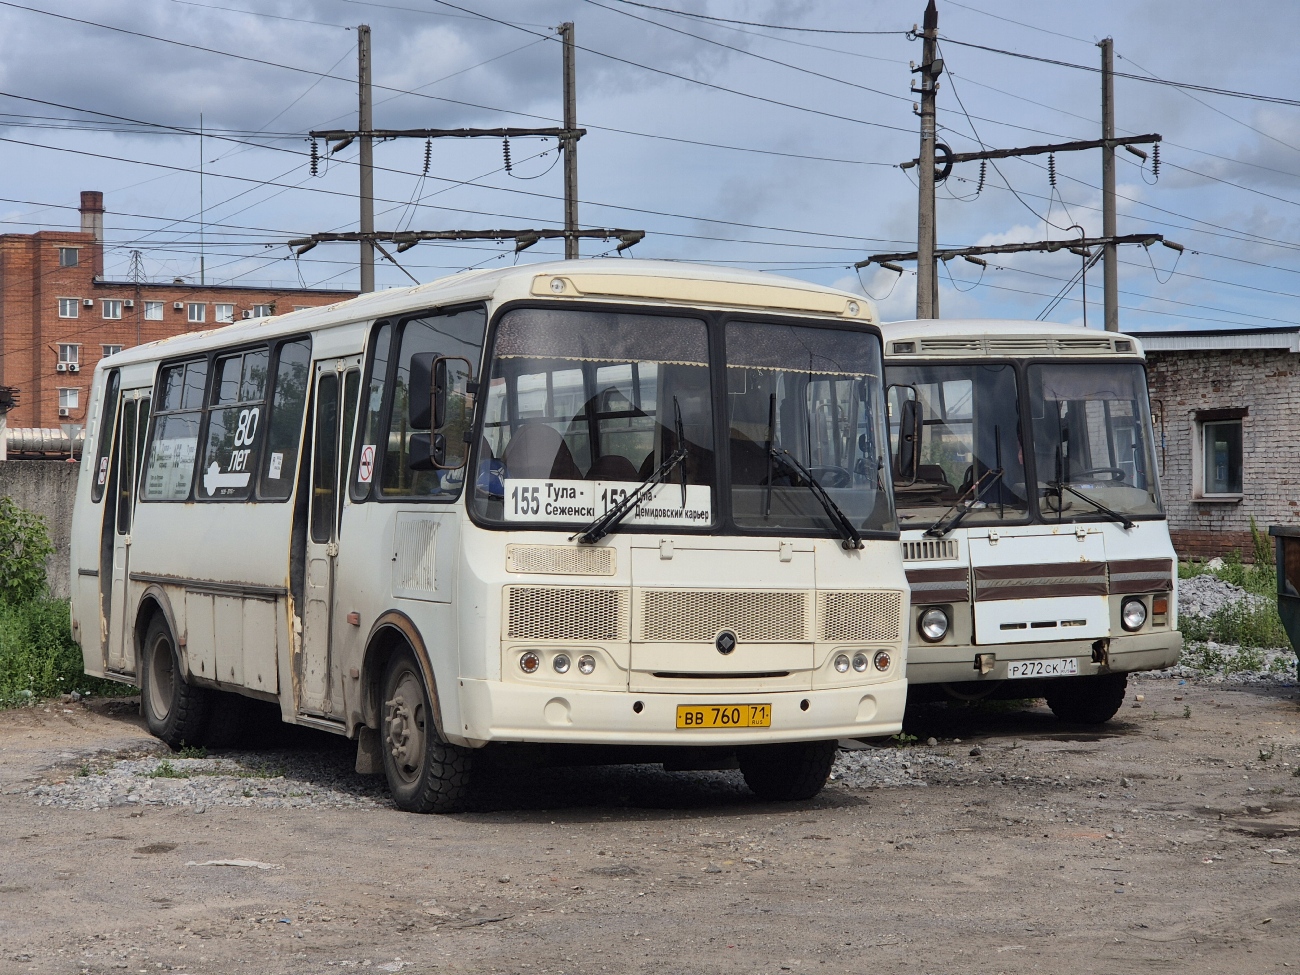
519, 651, 541, 674
1152, 595, 1168, 625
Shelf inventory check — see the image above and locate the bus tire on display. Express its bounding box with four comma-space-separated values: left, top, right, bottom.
380, 648, 475, 813
1045, 672, 1128, 725
738, 739, 838, 802
140, 613, 211, 750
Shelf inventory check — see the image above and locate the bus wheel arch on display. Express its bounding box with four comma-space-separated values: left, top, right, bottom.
134, 586, 184, 677
358, 611, 447, 739
136, 590, 211, 750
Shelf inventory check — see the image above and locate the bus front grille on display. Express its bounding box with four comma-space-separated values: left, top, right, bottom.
818, 590, 903, 643
503, 586, 630, 642
637, 589, 811, 643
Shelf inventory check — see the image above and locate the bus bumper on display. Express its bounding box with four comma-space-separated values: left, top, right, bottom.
454, 678, 908, 747
903, 630, 1182, 685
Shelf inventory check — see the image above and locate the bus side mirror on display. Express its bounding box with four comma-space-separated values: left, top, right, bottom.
896, 397, 923, 482
409, 353, 435, 429
409, 354, 473, 433
408, 432, 448, 471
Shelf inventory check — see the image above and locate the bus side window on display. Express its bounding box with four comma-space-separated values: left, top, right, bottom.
259, 338, 312, 501
142, 358, 208, 501
199, 348, 268, 501
351, 322, 391, 501
90, 369, 120, 504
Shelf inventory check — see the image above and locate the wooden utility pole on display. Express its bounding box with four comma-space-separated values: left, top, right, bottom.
358, 24, 375, 293
914, 0, 939, 318
560, 22, 579, 259
1099, 37, 1118, 331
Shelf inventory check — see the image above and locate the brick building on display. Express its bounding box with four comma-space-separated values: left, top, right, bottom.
1133, 327, 1300, 560
0, 191, 355, 431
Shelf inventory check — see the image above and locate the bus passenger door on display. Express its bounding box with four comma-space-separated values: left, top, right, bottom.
300, 360, 360, 716
106, 392, 150, 673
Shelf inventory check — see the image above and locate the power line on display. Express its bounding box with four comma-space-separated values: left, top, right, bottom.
606, 1, 905, 35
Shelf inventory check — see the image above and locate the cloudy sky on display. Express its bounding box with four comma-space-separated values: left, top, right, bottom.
1, 0, 1297, 331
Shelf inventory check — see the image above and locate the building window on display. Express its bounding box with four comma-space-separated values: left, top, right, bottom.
144, 300, 164, 321
58, 343, 80, 365
102, 299, 123, 320
58, 247, 79, 267
1195, 408, 1246, 498
58, 297, 79, 318
252, 304, 273, 318
59, 387, 79, 410
187, 302, 206, 324
102, 344, 124, 357
215, 303, 235, 323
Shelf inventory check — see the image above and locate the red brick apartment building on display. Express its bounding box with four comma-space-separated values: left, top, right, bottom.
0, 191, 356, 431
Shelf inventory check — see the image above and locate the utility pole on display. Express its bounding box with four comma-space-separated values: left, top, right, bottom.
358, 24, 375, 293
1099, 37, 1118, 331
914, 0, 939, 318
559, 22, 579, 259
199, 113, 205, 286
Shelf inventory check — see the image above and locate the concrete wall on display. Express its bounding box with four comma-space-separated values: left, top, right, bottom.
0, 459, 78, 598
1145, 347, 1299, 561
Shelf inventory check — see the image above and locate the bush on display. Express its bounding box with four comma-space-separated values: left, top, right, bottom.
1180, 597, 1290, 651
0, 496, 53, 603
0, 597, 122, 706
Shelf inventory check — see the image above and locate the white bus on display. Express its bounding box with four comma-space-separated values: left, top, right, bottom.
70, 261, 910, 811
880, 319, 1181, 723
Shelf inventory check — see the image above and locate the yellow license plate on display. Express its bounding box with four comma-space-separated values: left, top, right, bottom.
676, 704, 772, 729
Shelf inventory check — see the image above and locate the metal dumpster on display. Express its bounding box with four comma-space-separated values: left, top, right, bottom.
1268, 525, 1300, 660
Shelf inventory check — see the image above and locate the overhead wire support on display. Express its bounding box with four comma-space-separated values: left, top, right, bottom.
309, 126, 582, 141
288, 228, 645, 255
898, 133, 1162, 170
857, 233, 1177, 267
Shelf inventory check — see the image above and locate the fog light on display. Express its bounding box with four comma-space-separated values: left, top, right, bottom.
577, 654, 596, 675
553, 653, 571, 674
852, 652, 869, 672
873, 650, 892, 672
1121, 596, 1148, 632
519, 651, 540, 674
918, 606, 950, 643
834, 653, 851, 673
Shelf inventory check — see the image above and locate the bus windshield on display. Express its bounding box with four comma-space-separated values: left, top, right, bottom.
471, 307, 895, 537
886, 362, 1027, 526
1027, 362, 1163, 520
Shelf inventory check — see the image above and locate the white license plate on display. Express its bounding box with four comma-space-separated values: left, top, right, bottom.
1006, 658, 1079, 679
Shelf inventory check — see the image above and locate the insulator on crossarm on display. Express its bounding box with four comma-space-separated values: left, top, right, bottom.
1048, 152, 1056, 188
423, 138, 431, 176
976, 159, 986, 196
1152, 143, 1160, 180
310, 138, 319, 177
502, 137, 512, 173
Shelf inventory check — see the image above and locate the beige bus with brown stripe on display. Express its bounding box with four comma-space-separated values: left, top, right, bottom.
69, 260, 910, 812
881, 319, 1180, 723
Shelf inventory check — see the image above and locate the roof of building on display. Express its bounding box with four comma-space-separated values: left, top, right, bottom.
1126, 325, 1300, 353
100, 260, 879, 369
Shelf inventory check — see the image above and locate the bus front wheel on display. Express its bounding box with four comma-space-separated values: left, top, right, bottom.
140, 613, 211, 750
380, 648, 475, 813
1045, 672, 1128, 725
738, 739, 838, 802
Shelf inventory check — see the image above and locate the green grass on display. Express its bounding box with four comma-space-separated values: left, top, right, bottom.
0, 598, 129, 708
1180, 544, 1292, 652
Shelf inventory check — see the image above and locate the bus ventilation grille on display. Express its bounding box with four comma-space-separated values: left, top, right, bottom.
504, 586, 629, 642
637, 589, 810, 643
818, 590, 903, 643
902, 538, 959, 561
506, 544, 616, 576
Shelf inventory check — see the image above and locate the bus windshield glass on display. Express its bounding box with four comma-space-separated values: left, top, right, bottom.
726, 321, 895, 535
473, 308, 715, 529
1027, 362, 1163, 519
886, 363, 1027, 527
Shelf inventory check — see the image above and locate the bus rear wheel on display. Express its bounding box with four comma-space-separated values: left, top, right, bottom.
738, 739, 838, 802
140, 613, 211, 750
1045, 672, 1128, 725
380, 648, 475, 813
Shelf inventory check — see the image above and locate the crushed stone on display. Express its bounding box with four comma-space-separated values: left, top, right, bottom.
1178, 574, 1268, 617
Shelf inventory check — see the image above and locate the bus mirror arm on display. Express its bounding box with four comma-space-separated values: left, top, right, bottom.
409, 432, 464, 472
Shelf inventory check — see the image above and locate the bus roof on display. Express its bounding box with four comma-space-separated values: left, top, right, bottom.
99, 260, 877, 370
879, 318, 1146, 359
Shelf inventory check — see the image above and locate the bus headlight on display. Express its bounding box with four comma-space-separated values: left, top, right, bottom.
851, 652, 869, 672
834, 654, 851, 673
1121, 597, 1148, 632
577, 654, 596, 675
918, 607, 950, 643
553, 653, 571, 674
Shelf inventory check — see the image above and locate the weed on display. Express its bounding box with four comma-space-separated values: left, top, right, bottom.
146, 759, 190, 779
1183, 705, 1191, 719
76, 763, 90, 777
242, 786, 253, 798
890, 733, 919, 747
1260, 744, 1275, 761
177, 743, 208, 760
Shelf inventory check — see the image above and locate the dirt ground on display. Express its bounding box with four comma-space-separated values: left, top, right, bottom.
2, 677, 1299, 975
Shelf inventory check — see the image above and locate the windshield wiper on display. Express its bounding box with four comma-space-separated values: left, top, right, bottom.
924, 466, 1004, 538
571, 397, 689, 545
1050, 481, 1134, 530
768, 448, 863, 550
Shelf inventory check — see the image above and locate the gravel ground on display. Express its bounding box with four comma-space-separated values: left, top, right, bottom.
1176, 573, 1270, 617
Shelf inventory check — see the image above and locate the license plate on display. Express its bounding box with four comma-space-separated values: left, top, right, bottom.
1006, 658, 1079, 679
676, 704, 772, 729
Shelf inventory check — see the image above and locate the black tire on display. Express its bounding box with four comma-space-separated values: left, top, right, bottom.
380, 648, 476, 813
738, 739, 838, 801
140, 613, 211, 750
1045, 672, 1128, 725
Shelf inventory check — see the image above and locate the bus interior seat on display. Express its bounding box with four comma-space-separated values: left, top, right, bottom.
586, 453, 640, 482
917, 464, 959, 502
500, 421, 583, 480
728, 428, 772, 486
